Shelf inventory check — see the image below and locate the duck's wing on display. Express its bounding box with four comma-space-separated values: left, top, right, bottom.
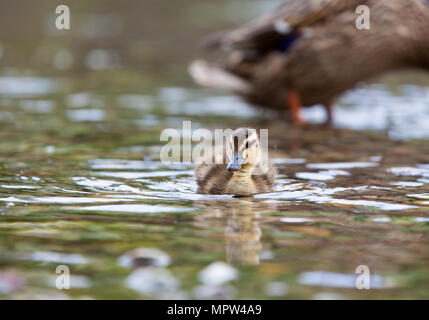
194, 162, 233, 194
252, 164, 278, 192
207, 0, 367, 52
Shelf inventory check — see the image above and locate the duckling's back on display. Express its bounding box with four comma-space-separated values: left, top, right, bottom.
251, 165, 277, 193
195, 162, 233, 194
195, 162, 277, 195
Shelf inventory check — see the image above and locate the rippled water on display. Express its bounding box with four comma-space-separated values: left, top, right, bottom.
0, 0, 428, 300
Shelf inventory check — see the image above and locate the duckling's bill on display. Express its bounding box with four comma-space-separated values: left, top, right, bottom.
227, 152, 244, 171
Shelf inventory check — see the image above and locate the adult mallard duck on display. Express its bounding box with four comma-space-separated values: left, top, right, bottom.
195, 128, 277, 196
189, 0, 429, 125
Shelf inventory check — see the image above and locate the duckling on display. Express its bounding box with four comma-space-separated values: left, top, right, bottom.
195, 128, 277, 196
190, 0, 429, 125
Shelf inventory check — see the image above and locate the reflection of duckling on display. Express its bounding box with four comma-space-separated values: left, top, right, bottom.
195, 128, 277, 196
226, 210, 262, 265
192, 198, 269, 266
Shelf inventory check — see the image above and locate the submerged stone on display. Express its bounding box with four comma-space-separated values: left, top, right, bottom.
198, 261, 239, 286
118, 248, 171, 268
125, 267, 178, 296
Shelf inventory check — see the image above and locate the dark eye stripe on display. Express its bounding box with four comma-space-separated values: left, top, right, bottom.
240, 138, 257, 152
234, 136, 239, 152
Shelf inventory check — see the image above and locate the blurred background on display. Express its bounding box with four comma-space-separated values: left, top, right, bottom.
0, 0, 428, 300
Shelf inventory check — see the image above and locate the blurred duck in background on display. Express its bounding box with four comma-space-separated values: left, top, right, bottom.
189, 0, 429, 125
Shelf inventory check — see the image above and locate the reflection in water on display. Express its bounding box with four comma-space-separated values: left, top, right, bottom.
225, 201, 262, 265
195, 199, 270, 266
298, 271, 393, 289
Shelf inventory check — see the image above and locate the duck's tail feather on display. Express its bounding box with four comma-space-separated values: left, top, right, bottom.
188, 60, 251, 94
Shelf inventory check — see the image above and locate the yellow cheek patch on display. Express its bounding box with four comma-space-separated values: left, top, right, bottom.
239, 137, 257, 153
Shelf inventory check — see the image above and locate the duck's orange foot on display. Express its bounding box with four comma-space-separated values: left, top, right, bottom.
286, 90, 306, 126
322, 103, 334, 127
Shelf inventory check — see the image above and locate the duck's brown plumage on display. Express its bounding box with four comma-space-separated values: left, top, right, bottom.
192, 0, 429, 113
195, 162, 277, 195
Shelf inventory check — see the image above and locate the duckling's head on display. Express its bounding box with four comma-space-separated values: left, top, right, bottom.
227, 128, 260, 172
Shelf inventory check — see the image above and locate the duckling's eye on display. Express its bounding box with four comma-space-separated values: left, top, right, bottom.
243, 139, 256, 151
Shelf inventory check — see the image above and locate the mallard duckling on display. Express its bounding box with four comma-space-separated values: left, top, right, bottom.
195, 128, 277, 196
190, 0, 429, 125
